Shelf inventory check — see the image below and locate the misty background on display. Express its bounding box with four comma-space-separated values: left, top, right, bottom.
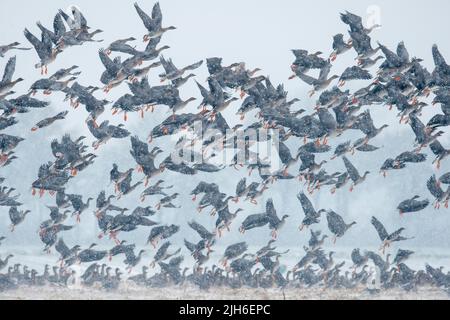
0, 0, 450, 263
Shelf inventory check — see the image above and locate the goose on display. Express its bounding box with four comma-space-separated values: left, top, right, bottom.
393, 249, 414, 266
147, 224, 180, 248
8, 206, 30, 232
342, 156, 370, 191
429, 140, 450, 169
330, 34, 352, 61
78, 244, 108, 263
220, 242, 248, 267
150, 241, 180, 268
0, 42, 31, 58
427, 175, 450, 209
123, 248, 145, 273
294, 62, 339, 97
239, 213, 269, 234
266, 198, 289, 239
0, 254, 13, 271
326, 210, 356, 243
66, 194, 93, 222
159, 55, 203, 83
0, 57, 24, 95
31, 111, 69, 132
297, 192, 324, 231
134, 2, 176, 42
397, 196, 430, 216
24, 28, 62, 74
338, 66, 372, 87
371, 216, 412, 253
357, 56, 384, 69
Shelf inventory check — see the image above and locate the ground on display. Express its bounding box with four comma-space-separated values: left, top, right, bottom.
0, 285, 449, 300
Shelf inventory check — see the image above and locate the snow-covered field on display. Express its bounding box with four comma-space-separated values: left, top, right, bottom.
1, 284, 448, 300
2, 247, 450, 300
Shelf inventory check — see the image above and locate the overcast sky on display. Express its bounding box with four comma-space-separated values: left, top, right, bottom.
1, 0, 450, 256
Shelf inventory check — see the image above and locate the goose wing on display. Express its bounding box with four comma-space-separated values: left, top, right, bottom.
2, 56, 16, 84
297, 192, 316, 218
371, 216, 389, 241
342, 156, 360, 182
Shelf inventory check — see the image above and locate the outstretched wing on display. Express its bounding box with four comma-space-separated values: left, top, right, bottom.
184, 60, 203, 71
188, 220, 212, 240
409, 113, 426, 144
55, 238, 71, 257
184, 239, 196, 253
432, 44, 450, 72
342, 156, 360, 182
318, 62, 331, 81
159, 55, 177, 74
2, 56, 16, 84
397, 41, 409, 63
96, 191, 106, 209
266, 198, 281, 226
371, 216, 389, 241
130, 135, 149, 157
429, 140, 445, 156
297, 192, 316, 218
53, 13, 67, 38
151, 2, 163, 29
98, 49, 119, 74
134, 2, 156, 32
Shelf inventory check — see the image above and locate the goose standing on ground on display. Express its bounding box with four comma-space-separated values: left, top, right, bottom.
0, 254, 13, 271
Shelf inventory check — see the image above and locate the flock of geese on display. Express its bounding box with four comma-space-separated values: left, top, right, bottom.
0, 3, 450, 295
